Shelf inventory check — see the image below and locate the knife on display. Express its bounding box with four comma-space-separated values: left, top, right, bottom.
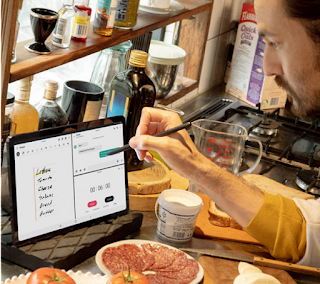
180, 248, 320, 277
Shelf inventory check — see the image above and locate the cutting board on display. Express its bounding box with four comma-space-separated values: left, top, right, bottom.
194, 194, 261, 244
129, 170, 189, 211
199, 256, 297, 284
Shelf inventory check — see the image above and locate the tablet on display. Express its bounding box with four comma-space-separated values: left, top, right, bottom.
7, 116, 129, 246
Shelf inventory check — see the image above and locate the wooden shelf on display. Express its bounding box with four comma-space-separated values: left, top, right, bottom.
10, 0, 212, 83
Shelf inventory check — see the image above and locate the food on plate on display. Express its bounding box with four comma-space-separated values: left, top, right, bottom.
106, 268, 150, 284
234, 262, 281, 284
26, 267, 76, 284
101, 243, 199, 284
208, 200, 242, 230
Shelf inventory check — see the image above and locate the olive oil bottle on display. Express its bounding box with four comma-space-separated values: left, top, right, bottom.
107, 50, 156, 171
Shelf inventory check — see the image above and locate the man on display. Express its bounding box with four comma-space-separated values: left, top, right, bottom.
129, 0, 320, 268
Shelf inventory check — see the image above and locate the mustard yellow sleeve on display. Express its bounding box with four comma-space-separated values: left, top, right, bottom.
244, 192, 306, 263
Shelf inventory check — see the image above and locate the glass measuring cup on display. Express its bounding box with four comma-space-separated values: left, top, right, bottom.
191, 119, 263, 176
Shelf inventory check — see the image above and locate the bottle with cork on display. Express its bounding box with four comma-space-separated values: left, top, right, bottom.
107, 50, 156, 171
35, 80, 69, 130
8, 76, 39, 135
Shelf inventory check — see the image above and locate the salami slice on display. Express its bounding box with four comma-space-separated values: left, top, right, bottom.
158, 258, 199, 279
156, 272, 197, 284
102, 244, 145, 274
141, 243, 175, 270
144, 273, 164, 284
158, 249, 188, 272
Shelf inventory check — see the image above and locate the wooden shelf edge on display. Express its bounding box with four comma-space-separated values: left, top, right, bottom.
10, 1, 212, 83
157, 81, 198, 106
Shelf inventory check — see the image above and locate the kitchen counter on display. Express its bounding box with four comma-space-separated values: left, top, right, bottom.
2, 210, 319, 284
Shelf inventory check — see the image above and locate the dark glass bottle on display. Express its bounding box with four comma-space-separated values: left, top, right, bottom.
107, 50, 156, 171
35, 80, 69, 130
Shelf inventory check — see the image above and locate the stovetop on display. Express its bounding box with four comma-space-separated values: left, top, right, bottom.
179, 85, 320, 197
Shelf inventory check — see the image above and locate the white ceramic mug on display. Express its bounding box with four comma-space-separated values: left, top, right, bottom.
140, 0, 170, 9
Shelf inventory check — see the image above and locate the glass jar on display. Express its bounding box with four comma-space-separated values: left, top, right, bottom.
90, 40, 132, 118
114, 0, 140, 29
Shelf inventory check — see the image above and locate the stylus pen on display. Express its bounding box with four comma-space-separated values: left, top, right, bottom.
107, 122, 192, 156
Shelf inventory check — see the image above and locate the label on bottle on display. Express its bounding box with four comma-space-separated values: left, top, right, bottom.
108, 90, 129, 120
83, 100, 103, 122
72, 13, 90, 38
115, 0, 128, 22
16, 88, 31, 101
94, 0, 118, 29
52, 18, 68, 44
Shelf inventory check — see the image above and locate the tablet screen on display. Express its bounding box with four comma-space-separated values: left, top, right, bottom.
8, 117, 128, 245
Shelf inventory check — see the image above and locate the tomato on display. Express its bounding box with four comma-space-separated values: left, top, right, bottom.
26, 267, 76, 284
106, 268, 149, 284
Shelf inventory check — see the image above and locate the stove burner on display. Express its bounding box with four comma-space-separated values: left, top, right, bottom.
252, 120, 280, 136
296, 170, 320, 196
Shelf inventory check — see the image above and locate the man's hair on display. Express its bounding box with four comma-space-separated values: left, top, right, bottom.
282, 0, 320, 43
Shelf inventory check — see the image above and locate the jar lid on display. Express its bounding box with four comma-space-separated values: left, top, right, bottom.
129, 50, 148, 68
6, 92, 15, 104
148, 40, 186, 65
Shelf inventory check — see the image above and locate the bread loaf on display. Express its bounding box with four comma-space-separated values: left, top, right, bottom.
128, 159, 171, 195
239, 174, 314, 200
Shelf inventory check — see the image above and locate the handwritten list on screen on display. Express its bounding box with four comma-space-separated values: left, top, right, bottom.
33, 164, 57, 220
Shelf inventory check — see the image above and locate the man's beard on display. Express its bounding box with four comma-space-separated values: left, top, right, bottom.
274, 75, 320, 119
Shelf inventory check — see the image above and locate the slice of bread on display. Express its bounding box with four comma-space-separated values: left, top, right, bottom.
208, 200, 242, 230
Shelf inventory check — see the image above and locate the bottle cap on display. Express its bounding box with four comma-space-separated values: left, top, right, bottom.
15, 76, 33, 101
129, 50, 148, 68
44, 80, 59, 100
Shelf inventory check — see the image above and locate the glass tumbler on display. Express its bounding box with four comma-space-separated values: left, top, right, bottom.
90, 40, 132, 118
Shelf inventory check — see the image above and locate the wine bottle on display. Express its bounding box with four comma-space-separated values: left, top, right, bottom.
35, 80, 69, 130
108, 50, 156, 171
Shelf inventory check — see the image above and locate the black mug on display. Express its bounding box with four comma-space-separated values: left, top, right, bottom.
25, 8, 58, 54
61, 80, 104, 124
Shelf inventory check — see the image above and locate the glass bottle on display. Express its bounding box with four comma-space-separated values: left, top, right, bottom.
9, 76, 39, 135
93, 0, 118, 36
90, 40, 132, 118
71, 0, 92, 42
52, 0, 75, 48
107, 50, 156, 171
35, 80, 69, 130
114, 0, 140, 29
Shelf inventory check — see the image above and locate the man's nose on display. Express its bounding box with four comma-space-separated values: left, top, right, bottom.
263, 47, 284, 77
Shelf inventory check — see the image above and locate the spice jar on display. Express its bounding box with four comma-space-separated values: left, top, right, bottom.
114, 0, 140, 29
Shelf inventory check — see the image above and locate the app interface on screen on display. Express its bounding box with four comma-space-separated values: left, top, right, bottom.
13, 123, 126, 241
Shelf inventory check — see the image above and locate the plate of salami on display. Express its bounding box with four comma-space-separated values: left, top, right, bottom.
95, 239, 204, 284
